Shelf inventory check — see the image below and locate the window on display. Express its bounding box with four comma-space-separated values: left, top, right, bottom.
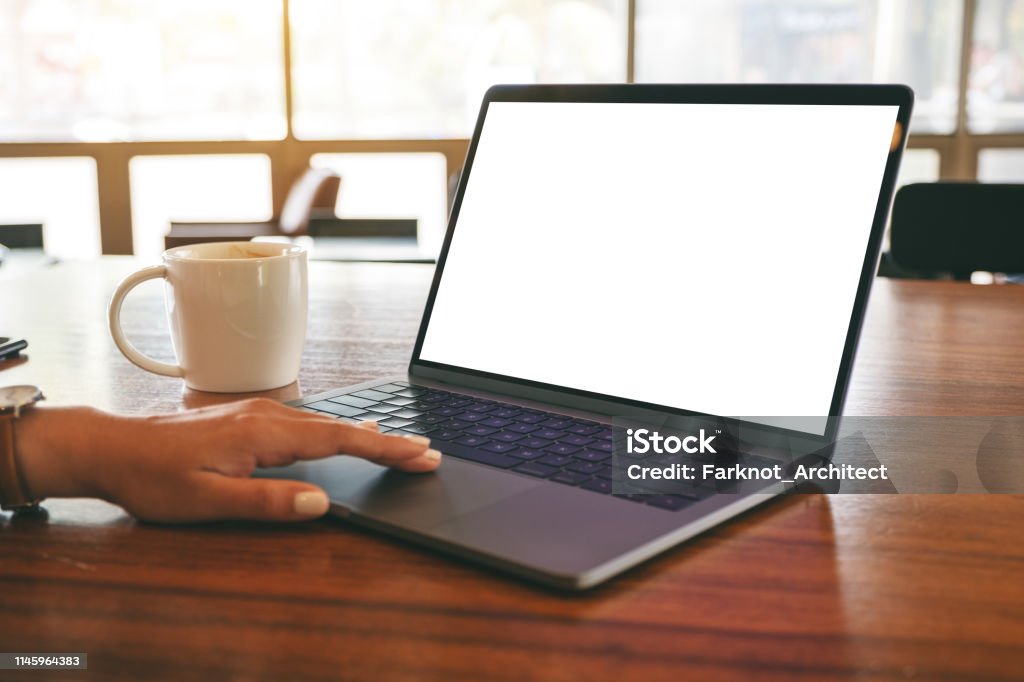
289, 0, 627, 138
898, 148, 942, 186
977, 148, 1024, 180
310, 153, 449, 253
635, 0, 963, 134
129, 155, 273, 260
0, 157, 100, 259
969, 0, 1024, 132
0, 0, 285, 142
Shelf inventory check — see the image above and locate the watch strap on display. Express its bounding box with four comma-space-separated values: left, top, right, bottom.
0, 414, 40, 510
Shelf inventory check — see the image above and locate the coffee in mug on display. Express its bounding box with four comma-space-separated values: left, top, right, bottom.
108, 241, 308, 393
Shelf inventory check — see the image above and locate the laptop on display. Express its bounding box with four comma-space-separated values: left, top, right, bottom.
266, 84, 913, 590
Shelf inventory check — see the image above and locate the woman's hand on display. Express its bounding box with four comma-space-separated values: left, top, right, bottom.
15, 398, 440, 523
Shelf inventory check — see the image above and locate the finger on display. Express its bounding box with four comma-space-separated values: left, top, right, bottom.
250, 417, 441, 471
190, 474, 331, 522
356, 420, 379, 431
389, 450, 443, 473
338, 422, 429, 457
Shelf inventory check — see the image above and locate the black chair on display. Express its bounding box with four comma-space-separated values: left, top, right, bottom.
0, 223, 54, 271
0, 223, 44, 249
886, 182, 1024, 281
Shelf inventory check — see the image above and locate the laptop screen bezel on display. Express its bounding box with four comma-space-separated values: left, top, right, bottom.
407, 83, 914, 444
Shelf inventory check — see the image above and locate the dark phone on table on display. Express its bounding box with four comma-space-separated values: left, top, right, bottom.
0, 337, 28, 359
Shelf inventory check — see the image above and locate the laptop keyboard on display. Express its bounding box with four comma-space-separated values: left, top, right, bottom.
300, 382, 719, 512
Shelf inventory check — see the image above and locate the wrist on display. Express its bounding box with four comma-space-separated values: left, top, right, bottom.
16, 406, 122, 500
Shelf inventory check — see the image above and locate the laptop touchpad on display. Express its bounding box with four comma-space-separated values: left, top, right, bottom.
261, 457, 541, 529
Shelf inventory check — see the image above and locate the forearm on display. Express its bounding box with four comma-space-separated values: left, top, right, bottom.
7, 399, 437, 522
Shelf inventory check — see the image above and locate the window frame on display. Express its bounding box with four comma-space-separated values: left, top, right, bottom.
0, 0, 1009, 254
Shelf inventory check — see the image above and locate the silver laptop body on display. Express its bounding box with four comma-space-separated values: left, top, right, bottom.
266, 84, 913, 590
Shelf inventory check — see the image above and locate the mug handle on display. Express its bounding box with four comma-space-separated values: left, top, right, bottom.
108, 265, 184, 378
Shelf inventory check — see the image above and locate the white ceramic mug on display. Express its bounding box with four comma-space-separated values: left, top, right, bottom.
109, 241, 308, 393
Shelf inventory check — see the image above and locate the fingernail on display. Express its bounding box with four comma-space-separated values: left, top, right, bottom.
404, 434, 431, 446
423, 448, 442, 462
357, 420, 379, 430
294, 491, 329, 516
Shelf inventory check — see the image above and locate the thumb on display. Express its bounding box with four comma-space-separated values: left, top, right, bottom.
190, 474, 331, 522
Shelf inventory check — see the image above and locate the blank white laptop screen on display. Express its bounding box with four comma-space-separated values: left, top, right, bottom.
419, 101, 899, 434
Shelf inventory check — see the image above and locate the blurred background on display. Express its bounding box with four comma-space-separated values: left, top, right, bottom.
0, 0, 1021, 261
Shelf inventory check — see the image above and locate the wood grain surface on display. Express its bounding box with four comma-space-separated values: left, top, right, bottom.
1, 259, 1023, 681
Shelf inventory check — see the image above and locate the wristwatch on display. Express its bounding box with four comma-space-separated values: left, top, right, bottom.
0, 385, 45, 511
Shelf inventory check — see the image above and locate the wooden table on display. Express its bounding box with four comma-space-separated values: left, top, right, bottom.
1, 259, 1023, 681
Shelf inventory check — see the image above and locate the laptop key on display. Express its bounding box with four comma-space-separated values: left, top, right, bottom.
568, 424, 603, 436
329, 394, 377, 409
566, 461, 604, 475
480, 417, 512, 428
540, 419, 574, 429
382, 396, 417, 406
492, 432, 525, 443
588, 441, 614, 452
467, 403, 498, 414
506, 423, 539, 434
509, 448, 546, 460
520, 437, 553, 449
435, 441, 519, 469
351, 389, 396, 401
453, 412, 487, 423
595, 466, 615, 479
513, 462, 559, 478
534, 429, 567, 441
647, 495, 693, 512
539, 454, 574, 467
431, 429, 463, 442
464, 425, 498, 437
377, 417, 415, 428
371, 383, 406, 393
391, 388, 427, 398
491, 408, 521, 419
547, 443, 581, 456
390, 408, 424, 419
482, 441, 519, 453
365, 403, 403, 414
432, 407, 463, 417
513, 413, 547, 424
454, 435, 489, 447
560, 435, 594, 447
393, 424, 433, 435
573, 449, 610, 462
307, 400, 365, 418
551, 472, 592, 486
441, 419, 472, 431
410, 414, 448, 425
580, 479, 613, 494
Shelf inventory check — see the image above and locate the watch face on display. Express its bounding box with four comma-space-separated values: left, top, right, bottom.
0, 385, 42, 410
